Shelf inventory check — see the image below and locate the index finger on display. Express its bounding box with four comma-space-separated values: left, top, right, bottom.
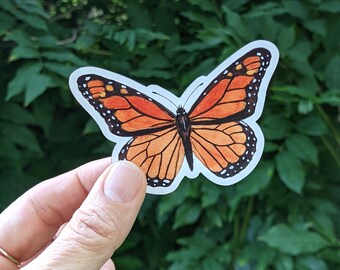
0, 157, 111, 265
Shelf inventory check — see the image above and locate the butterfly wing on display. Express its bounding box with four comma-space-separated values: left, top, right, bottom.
75, 73, 175, 136
71, 70, 185, 190
191, 122, 257, 179
118, 127, 185, 187
189, 47, 272, 123
188, 44, 277, 182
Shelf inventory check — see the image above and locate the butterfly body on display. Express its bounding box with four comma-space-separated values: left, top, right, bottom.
175, 107, 194, 171
70, 40, 279, 194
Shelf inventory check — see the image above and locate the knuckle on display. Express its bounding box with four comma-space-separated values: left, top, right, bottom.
68, 204, 121, 250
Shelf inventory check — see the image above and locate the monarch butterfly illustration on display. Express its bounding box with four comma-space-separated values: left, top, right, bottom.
69, 40, 279, 195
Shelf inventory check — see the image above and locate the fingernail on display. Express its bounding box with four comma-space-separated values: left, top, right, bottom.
104, 161, 143, 202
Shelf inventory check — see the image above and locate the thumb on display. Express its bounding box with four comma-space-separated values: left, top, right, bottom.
24, 161, 146, 270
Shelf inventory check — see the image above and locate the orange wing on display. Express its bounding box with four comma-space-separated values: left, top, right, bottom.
191, 122, 256, 178
119, 127, 185, 187
188, 48, 271, 178
189, 48, 270, 123
77, 75, 175, 136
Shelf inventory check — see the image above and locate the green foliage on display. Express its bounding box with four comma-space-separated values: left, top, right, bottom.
1, 0, 339, 269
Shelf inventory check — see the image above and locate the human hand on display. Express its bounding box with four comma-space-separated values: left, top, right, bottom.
0, 158, 146, 270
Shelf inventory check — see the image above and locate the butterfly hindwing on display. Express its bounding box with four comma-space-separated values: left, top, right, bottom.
118, 127, 185, 187
191, 122, 257, 178
77, 74, 175, 136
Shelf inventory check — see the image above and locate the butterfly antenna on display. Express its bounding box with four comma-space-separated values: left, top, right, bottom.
183, 82, 203, 108
152, 91, 177, 109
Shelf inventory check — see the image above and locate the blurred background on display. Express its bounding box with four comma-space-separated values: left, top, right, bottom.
0, 0, 339, 269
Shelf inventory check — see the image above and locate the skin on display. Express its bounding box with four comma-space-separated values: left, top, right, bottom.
0, 158, 147, 270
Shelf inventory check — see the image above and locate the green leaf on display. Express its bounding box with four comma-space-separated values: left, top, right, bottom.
316, 90, 340, 106
283, 1, 308, 19
83, 119, 100, 135
202, 257, 225, 270
16, 11, 48, 31
272, 85, 314, 98
18, 1, 49, 19
44, 62, 75, 78
222, 7, 252, 40
319, 1, 340, 13
275, 255, 293, 270
276, 151, 305, 193
297, 255, 328, 270
130, 69, 172, 79
236, 162, 274, 196
222, 0, 250, 11
9, 46, 40, 61
277, 26, 295, 54
37, 36, 58, 48
304, 19, 326, 36
167, 234, 215, 263
76, 35, 95, 50
264, 141, 279, 152
114, 256, 144, 270
5, 29, 36, 48
114, 30, 136, 51
83, 20, 102, 35
177, 234, 215, 249
168, 261, 193, 270
25, 74, 51, 105
285, 134, 318, 165
259, 224, 328, 255
158, 182, 190, 217
6, 62, 43, 100
189, 0, 216, 12
237, 242, 276, 269
32, 97, 53, 135
0, 11, 15, 33
0, 0, 16, 12
205, 208, 223, 228
287, 41, 312, 61
135, 29, 169, 43
310, 211, 336, 240
127, 0, 152, 29
140, 53, 170, 70
297, 100, 314, 114
0, 102, 36, 125
2, 124, 42, 154
175, 42, 217, 52
181, 10, 220, 28
173, 203, 201, 229
296, 115, 328, 136
201, 183, 221, 208
324, 54, 340, 89
245, 2, 285, 17
262, 115, 292, 140
42, 51, 86, 66
181, 58, 215, 87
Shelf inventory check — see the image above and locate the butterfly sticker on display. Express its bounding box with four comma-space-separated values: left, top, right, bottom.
69, 40, 279, 195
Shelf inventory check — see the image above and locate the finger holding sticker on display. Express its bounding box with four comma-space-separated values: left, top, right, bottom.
0, 158, 146, 269
69, 40, 279, 195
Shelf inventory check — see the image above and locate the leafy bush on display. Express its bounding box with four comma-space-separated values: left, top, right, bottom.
1, 0, 339, 269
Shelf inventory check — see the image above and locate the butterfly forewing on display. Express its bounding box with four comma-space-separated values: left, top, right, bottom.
77, 74, 176, 136
189, 48, 272, 123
